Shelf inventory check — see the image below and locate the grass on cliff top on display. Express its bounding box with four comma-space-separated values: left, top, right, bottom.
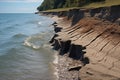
83, 0, 120, 8
43, 0, 120, 12
42, 7, 79, 12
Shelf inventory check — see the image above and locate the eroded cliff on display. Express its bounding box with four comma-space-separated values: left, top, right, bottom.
42, 5, 120, 80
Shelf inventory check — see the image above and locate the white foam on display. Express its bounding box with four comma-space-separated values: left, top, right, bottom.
53, 52, 58, 64
23, 37, 32, 47
43, 44, 52, 48
53, 52, 59, 79
32, 45, 40, 49
38, 21, 42, 25
23, 36, 41, 49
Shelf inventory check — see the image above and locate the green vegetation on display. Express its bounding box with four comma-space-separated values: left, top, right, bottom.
37, 0, 105, 11
83, 0, 120, 8
37, 0, 120, 12
42, 7, 80, 12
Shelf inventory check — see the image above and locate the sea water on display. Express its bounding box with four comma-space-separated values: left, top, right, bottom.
0, 13, 55, 80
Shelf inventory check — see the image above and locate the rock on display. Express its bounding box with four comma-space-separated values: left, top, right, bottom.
68, 65, 82, 71
53, 39, 61, 50
49, 34, 58, 43
52, 22, 57, 25
59, 40, 71, 55
54, 27, 62, 33
69, 44, 86, 60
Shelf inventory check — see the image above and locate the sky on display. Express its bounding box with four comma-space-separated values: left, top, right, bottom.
0, 0, 43, 13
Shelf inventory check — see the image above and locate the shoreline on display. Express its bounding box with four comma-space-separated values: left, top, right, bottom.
53, 51, 59, 79
51, 16, 84, 80
46, 5, 120, 80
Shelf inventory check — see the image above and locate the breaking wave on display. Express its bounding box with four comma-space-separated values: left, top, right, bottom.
23, 33, 49, 49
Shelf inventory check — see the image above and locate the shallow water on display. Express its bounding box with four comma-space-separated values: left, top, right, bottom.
0, 13, 55, 80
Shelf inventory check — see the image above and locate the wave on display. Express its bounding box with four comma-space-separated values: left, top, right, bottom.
24, 39, 41, 49
38, 21, 42, 25
5, 24, 21, 31
23, 35, 44, 49
12, 33, 27, 38
24, 41, 40, 49
25, 20, 42, 25
23, 31, 54, 50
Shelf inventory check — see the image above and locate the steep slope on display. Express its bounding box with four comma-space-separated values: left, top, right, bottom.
41, 5, 120, 80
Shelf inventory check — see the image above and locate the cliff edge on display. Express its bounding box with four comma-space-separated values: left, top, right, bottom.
41, 5, 120, 80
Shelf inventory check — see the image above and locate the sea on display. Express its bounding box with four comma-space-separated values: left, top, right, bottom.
0, 13, 55, 80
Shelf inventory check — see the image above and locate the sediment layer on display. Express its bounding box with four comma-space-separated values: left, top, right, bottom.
42, 5, 120, 80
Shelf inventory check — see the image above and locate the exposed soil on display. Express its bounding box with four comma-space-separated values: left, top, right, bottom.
43, 5, 120, 80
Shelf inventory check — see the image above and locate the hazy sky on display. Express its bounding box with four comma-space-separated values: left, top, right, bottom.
0, 0, 43, 13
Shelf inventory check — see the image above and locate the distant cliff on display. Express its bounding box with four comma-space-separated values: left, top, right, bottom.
37, 0, 105, 11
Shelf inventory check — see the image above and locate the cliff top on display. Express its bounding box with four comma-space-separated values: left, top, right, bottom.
38, 0, 120, 12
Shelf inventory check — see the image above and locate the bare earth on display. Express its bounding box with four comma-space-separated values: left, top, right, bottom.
47, 6, 120, 80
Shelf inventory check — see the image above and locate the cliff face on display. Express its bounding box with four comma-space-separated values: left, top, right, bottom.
42, 5, 120, 80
